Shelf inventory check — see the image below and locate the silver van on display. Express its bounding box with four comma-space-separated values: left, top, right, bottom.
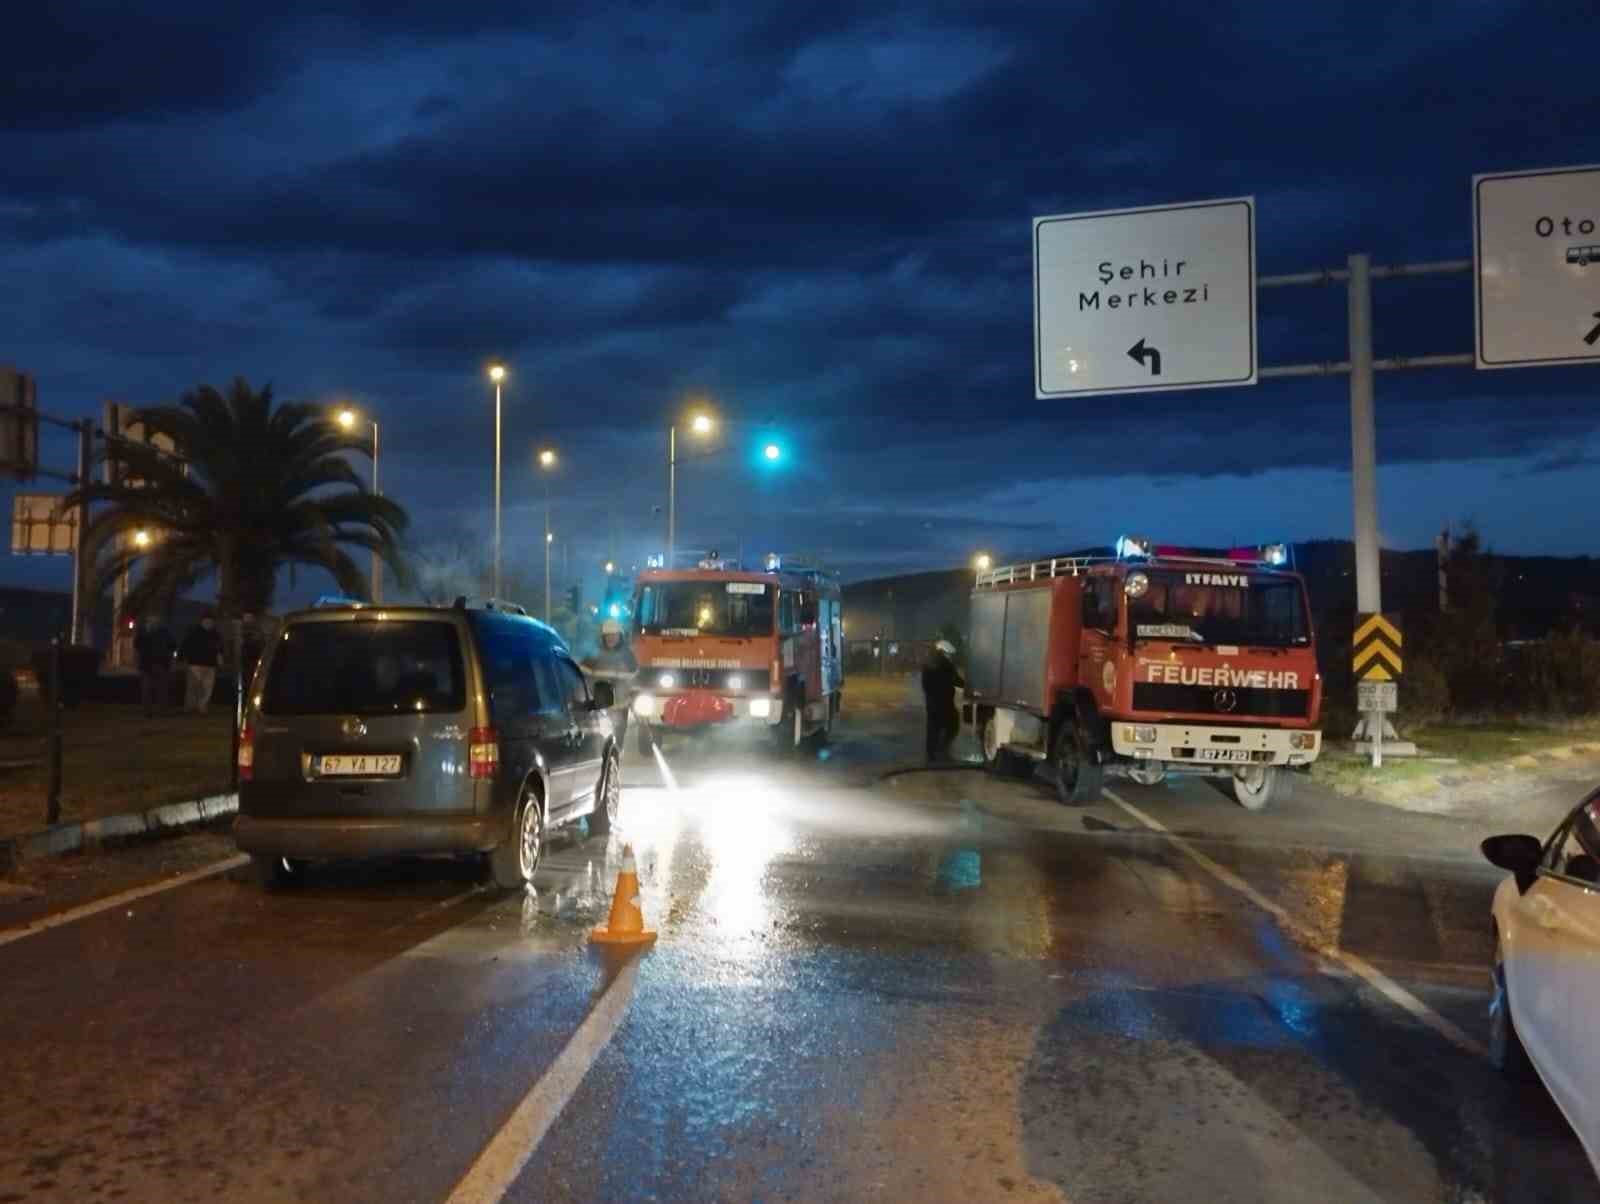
235, 599, 620, 889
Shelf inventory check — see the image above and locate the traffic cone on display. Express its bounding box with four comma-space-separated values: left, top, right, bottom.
591, 843, 657, 946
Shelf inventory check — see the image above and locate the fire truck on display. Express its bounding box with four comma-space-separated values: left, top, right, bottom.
630, 554, 844, 752
964, 537, 1322, 810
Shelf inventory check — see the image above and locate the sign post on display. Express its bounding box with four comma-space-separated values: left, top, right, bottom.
1033, 197, 1257, 399
1474, 165, 1600, 370
1353, 613, 1405, 767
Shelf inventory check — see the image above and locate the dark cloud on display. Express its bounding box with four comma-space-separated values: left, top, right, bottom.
3, 0, 1599, 596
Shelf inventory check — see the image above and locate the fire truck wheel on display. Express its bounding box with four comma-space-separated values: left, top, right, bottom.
1232, 765, 1281, 810
1052, 721, 1103, 806
773, 691, 805, 753
980, 716, 1020, 777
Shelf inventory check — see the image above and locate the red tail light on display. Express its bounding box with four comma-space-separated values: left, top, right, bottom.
469, 727, 499, 779
237, 726, 254, 782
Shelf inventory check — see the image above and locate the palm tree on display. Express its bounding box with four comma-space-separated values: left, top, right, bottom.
70, 378, 410, 619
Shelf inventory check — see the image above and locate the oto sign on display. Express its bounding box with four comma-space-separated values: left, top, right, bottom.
1474, 164, 1600, 369
1033, 197, 1257, 398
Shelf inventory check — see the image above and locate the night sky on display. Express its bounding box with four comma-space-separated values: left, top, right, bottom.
4, 2, 1599, 606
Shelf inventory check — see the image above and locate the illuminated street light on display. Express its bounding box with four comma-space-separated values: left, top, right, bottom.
133, 529, 151, 549
538, 447, 557, 469
668, 407, 718, 568
604, 561, 615, 574
763, 443, 782, 462
973, 552, 992, 572
537, 444, 559, 620
331, 405, 383, 600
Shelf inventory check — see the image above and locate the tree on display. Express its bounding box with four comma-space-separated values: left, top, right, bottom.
71, 378, 410, 619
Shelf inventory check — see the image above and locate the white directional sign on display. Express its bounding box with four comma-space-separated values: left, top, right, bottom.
1475, 164, 1600, 370
1033, 197, 1256, 398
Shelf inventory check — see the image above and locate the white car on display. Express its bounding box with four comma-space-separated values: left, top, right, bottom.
1484, 791, 1600, 1175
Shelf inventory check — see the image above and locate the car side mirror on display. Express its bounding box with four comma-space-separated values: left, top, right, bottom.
591, 680, 615, 710
1482, 833, 1543, 894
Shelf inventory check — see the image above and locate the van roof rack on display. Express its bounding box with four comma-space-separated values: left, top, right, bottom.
452, 596, 529, 616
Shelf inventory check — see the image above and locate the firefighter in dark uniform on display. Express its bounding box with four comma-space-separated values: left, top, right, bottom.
921, 639, 964, 763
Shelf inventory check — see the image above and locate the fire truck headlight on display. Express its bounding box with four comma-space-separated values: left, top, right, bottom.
634, 693, 657, 717
748, 698, 772, 719
725, 674, 744, 692
1122, 725, 1157, 744
1124, 572, 1149, 599
1289, 731, 1317, 750
1262, 543, 1289, 566
657, 672, 677, 689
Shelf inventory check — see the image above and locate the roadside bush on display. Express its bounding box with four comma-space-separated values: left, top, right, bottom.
1397, 654, 1450, 728
1506, 631, 1600, 717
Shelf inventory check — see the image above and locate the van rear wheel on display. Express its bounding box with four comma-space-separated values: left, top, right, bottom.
489, 784, 544, 890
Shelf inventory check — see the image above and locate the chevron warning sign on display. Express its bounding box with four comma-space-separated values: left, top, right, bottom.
1352, 612, 1403, 681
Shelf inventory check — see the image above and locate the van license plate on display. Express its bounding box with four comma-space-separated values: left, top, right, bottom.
1198, 748, 1251, 763
318, 754, 402, 777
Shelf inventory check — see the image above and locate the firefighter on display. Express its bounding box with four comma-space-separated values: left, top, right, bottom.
921, 639, 964, 763
584, 618, 638, 749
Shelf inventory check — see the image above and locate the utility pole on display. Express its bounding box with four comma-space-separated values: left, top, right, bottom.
1436, 525, 1451, 613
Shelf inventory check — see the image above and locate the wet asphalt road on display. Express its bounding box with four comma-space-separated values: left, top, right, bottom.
2, 708, 1597, 1203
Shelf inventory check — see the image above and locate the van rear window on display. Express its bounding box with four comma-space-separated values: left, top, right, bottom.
262, 621, 466, 715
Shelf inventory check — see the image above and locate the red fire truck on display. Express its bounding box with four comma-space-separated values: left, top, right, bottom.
964, 537, 1322, 810
630, 554, 844, 752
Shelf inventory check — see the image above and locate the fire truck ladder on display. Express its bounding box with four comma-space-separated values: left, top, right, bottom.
975, 556, 1107, 589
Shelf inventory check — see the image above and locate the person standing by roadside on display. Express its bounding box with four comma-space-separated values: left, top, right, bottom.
583, 618, 638, 750
179, 613, 222, 715
133, 615, 177, 717
921, 639, 964, 763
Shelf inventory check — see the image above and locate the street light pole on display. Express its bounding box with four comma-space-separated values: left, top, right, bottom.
488, 365, 507, 599
370, 419, 381, 603
667, 423, 676, 570
545, 531, 553, 623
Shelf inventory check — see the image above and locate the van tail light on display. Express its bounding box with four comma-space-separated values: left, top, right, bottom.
237, 726, 254, 782
469, 727, 499, 779
770, 658, 780, 691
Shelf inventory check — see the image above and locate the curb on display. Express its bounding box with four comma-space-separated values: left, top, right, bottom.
0, 792, 237, 873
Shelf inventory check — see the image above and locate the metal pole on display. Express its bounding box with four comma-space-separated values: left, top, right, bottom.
371, 420, 382, 604
1348, 252, 1383, 763
47, 636, 63, 825
667, 425, 676, 569
69, 421, 91, 645
544, 483, 551, 622
493, 381, 502, 600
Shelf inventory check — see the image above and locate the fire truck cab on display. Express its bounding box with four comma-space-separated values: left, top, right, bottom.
630, 555, 843, 753
965, 538, 1322, 810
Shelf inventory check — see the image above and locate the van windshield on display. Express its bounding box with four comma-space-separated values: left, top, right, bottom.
1128, 572, 1310, 648
634, 581, 774, 638
262, 621, 467, 715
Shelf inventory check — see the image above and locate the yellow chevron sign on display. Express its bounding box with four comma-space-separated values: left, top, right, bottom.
1352, 612, 1402, 681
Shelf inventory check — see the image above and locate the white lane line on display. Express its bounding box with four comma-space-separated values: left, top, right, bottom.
1103, 789, 1487, 1058
0, 854, 249, 949
447, 956, 642, 1204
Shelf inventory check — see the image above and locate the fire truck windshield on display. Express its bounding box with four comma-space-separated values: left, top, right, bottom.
634, 581, 775, 638
1128, 572, 1310, 648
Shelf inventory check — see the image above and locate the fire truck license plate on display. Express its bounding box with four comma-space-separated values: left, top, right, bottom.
1198, 748, 1251, 763
318, 754, 402, 777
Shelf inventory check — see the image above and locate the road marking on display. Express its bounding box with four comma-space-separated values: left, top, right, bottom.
447, 956, 642, 1204
1103, 789, 1486, 1058
0, 854, 249, 949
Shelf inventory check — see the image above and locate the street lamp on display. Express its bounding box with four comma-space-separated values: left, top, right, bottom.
537, 445, 558, 620
973, 552, 992, 572
603, 560, 615, 575
488, 364, 508, 598
763, 442, 782, 462
335, 406, 382, 601
668, 407, 716, 569
132, 529, 151, 550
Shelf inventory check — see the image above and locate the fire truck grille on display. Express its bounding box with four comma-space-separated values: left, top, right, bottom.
667, 668, 750, 690
1132, 683, 1311, 719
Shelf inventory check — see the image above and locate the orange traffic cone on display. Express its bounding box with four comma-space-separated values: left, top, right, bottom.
591, 844, 657, 947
